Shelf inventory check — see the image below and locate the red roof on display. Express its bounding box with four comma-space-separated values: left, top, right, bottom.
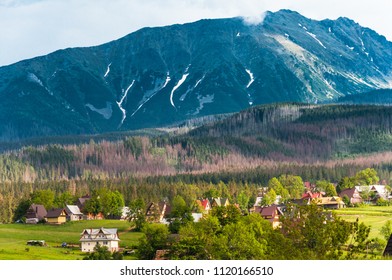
201, 199, 210, 209
302, 191, 322, 199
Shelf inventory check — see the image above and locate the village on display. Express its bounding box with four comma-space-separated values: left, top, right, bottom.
21, 180, 392, 258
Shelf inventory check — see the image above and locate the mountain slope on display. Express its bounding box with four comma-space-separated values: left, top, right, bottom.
0, 9, 391, 141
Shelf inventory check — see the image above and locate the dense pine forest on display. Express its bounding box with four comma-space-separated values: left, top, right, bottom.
2, 103, 392, 223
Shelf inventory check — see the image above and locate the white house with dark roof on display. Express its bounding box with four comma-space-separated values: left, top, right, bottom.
79, 227, 120, 252
355, 185, 390, 202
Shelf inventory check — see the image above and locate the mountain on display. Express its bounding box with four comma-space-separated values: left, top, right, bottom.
337, 89, 392, 104
1, 9, 391, 141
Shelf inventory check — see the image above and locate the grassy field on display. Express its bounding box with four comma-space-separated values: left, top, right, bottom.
1, 206, 391, 260
334, 205, 392, 239
0, 220, 142, 260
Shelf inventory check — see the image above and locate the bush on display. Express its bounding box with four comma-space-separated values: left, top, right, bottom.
376, 198, 390, 206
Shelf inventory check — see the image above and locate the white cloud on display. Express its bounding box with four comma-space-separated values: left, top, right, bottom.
0, 0, 391, 66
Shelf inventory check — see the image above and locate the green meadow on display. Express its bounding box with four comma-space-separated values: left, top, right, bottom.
334, 205, 392, 239
0, 220, 142, 260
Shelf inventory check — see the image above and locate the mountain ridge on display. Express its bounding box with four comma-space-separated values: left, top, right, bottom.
1, 9, 391, 141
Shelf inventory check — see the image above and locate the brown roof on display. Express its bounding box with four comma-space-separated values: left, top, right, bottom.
46, 208, 66, 218
25, 204, 47, 220
259, 205, 283, 217
76, 195, 91, 209
339, 188, 356, 198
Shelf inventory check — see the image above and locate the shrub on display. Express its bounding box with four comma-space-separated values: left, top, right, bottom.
376, 198, 390, 206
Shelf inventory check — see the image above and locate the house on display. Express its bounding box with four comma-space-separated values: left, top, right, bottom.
208, 197, 230, 208
79, 227, 120, 253
255, 205, 284, 229
46, 208, 67, 224
315, 197, 345, 209
76, 194, 91, 212
195, 199, 212, 213
250, 195, 282, 213
25, 204, 47, 224
339, 188, 363, 205
191, 213, 203, 222
355, 185, 390, 203
302, 191, 323, 200
65, 205, 83, 221
145, 201, 171, 223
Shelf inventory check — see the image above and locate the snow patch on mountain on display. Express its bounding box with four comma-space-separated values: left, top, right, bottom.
194, 75, 205, 89
104, 63, 112, 78
27, 73, 44, 87
117, 80, 135, 127
86, 102, 113, 119
245, 69, 255, 88
192, 94, 214, 115
170, 73, 189, 108
306, 32, 326, 49
27, 73, 53, 95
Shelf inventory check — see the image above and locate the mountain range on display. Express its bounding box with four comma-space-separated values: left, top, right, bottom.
0, 9, 391, 141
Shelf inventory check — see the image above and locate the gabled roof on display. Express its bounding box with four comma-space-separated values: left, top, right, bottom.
46, 208, 67, 218
208, 197, 230, 207
25, 204, 47, 220
339, 188, 357, 198
302, 191, 322, 199
80, 227, 120, 242
259, 205, 283, 217
355, 185, 388, 199
146, 201, 171, 217
201, 199, 210, 209
76, 195, 91, 208
318, 197, 345, 205
65, 205, 83, 215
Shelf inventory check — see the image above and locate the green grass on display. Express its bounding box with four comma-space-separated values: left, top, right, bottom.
0, 220, 142, 260
334, 205, 392, 239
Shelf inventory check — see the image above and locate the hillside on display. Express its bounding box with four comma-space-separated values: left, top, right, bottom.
337, 89, 392, 104
0, 9, 391, 141
2, 103, 392, 183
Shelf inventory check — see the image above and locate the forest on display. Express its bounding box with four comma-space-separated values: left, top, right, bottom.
2, 103, 392, 224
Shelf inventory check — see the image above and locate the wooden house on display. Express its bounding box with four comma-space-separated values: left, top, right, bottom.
339, 188, 363, 205
76, 194, 91, 212
208, 197, 230, 208
25, 204, 47, 224
46, 208, 67, 224
355, 185, 390, 203
195, 199, 212, 213
255, 205, 284, 229
315, 197, 345, 209
80, 227, 120, 253
145, 201, 171, 223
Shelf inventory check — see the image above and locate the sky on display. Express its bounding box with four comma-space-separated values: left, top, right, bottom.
0, 0, 391, 67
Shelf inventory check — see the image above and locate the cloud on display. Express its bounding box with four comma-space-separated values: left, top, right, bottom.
0, 0, 391, 67
0, 0, 268, 66
0, 0, 46, 7
242, 13, 267, 25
